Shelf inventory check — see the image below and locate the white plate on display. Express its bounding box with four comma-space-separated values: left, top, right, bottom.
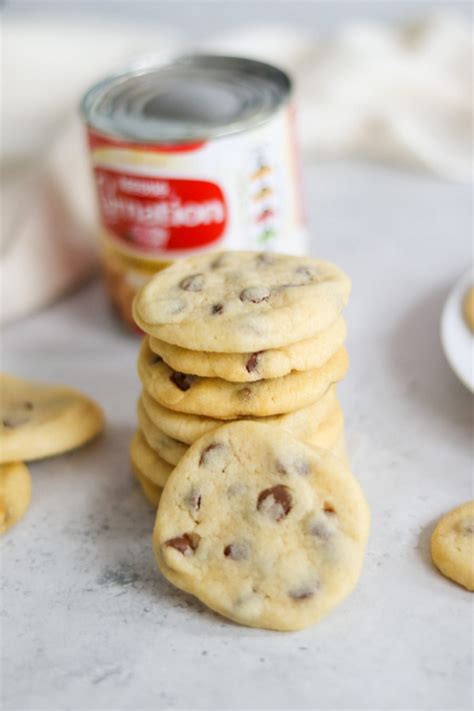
441, 270, 474, 392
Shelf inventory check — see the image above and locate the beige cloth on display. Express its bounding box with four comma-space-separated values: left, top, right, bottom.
1, 12, 472, 323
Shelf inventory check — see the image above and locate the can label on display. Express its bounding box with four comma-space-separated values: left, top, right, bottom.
95, 167, 227, 251
87, 104, 305, 262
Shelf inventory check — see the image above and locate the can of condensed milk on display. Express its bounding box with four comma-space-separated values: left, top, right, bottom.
81, 55, 305, 329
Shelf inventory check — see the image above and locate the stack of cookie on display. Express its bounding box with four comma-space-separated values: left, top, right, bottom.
131, 250, 352, 506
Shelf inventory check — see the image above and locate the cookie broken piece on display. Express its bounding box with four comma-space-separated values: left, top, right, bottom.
154, 421, 370, 631
0, 462, 32, 534
0, 374, 104, 462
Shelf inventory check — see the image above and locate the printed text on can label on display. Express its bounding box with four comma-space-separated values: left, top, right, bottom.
95, 167, 227, 251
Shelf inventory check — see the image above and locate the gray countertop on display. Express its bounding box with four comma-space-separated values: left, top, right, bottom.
2, 160, 472, 710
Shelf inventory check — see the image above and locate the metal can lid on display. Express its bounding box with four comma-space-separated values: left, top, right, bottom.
81, 54, 291, 144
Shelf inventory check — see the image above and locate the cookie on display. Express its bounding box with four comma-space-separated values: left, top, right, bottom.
0, 374, 104, 463
129, 431, 173, 488
463, 286, 474, 332
154, 421, 370, 631
138, 339, 349, 417
139, 397, 343, 467
310, 406, 344, 450
137, 399, 187, 466
149, 317, 346, 382
431, 501, 474, 591
131, 461, 162, 508
330, 433, 348, 466
133, 251, 350, 352
0, 462, 32, 534
140, 385, 338, 445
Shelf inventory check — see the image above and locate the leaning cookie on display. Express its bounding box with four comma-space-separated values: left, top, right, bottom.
0, 462, 32, 534
0, 374, 104, 463
139, 339, 349, 418
431, 501, 474, 591
154, 421, 370, 631
149, 317, 347, 382
133, 250, 350, 352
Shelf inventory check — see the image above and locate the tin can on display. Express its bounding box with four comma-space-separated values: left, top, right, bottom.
81, 55, 305, 329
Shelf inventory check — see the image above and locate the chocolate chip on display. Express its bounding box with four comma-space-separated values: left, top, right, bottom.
245, 352, 261, 373
257, 485, 292, 522
289, 583, 319, 600
2, 415, 29, 428
151, 354, 163, 364
187, 489, 202, 513
169, 371, 196, 391
179, 273, 205, 291
240, 286, 270, 303
199, 442, 226, 467
227, 482, 248, 497
211, 303, 224, 315
224, 542, 249, 560
295, 266, 315, 282
276, 282, 300, 290
295, 459, 310, 476
457, 517, 474, 534
210, 255, 227, 269
255, 252, 274, 266
165, 532, 200, 556
275, 460, 287, 475
168, 300, 186, 316
275, 456, 310, 477
310, 521, 332, 540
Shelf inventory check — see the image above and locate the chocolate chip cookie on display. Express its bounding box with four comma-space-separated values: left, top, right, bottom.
140, 385, 338, 445
154, 421, 370, 630
139, 339, 349, 417
137, 399, 187, 466
133, 251, 350, 352
138, 393, 343, 471
0, 374, 104, 463
129, 431, 173, 488
431, 501, 474, 591
149, 317, 346, 382
131, 462, 163, 508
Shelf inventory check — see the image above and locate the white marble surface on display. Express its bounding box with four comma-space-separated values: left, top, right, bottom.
2, 161, 472, 711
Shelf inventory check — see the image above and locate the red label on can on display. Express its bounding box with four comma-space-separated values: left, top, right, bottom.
94, 167, 227, 251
